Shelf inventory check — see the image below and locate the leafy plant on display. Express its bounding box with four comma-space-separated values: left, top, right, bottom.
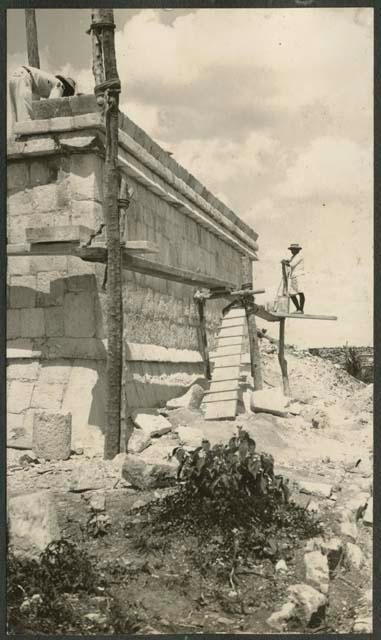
126, 429, 322, 576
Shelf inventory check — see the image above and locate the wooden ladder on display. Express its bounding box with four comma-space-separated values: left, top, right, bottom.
203, 307, 247, 420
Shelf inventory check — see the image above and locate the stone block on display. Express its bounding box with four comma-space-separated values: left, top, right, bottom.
7, 162, 28, 190
8, 192, 32, 220
7, 309, 21, 339
39, 362, 72, 385
31, 183, 60, 212
67, 255, 95, 275
71, 200, 104, 229
36, 270, 65, 294
33, 411, 72, 460
30, 255, 68, 274
63, 291, 96, 337
20, 308, 45, 338
7, 381, 34, 413
8, 491, 61, 559
62, 360, 106, 448
69, 153, 103, 202
29, 160, 51, 186
65, 274, 97, 292
7, 256, 31, 276
41, 337, 107, 361
9, 275, 36, 308
31, 383, 65, 412
44, 307, 64, 337
7, 360, 39, 381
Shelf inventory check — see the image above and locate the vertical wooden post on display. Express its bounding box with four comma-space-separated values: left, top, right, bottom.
196, 298, 211, 380
241, 256, 263, 390
281, 261, 290, 313
90, 9, 123, 460
25, 9, 40, 68
278, 318, 291, 396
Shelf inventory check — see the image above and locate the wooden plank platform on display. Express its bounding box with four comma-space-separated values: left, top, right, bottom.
252, 304, 337, 322
204, 307, 246, 420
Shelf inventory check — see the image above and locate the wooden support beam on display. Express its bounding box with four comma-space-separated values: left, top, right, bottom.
278, 318, 291, 396
196, 298, 211, 380
241, 256, 263, 390
7, 243, 236, 289
25, 9, 40, 68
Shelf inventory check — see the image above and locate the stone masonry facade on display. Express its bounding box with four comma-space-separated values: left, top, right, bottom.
7, 95, 258, 450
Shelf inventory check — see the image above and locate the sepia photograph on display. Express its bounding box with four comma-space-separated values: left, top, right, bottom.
5, 3, 373, 635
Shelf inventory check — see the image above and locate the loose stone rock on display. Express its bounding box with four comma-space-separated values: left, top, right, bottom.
267, 601, 296, 631
69, 465, 107, 492
299, 481, 332, 498
166, 384, 205, 410
122, 454, 177, 490
177, 425, 204, 448
287, 583, 327, 625
275, 559, 288, 573
89, 493, 106, 512
33, 411, 72, 461
345, 542, 364, 570
352, 617, 372, 633
8, 490, 61, 559
304, 551, 329, 594
340, 520, 358, 541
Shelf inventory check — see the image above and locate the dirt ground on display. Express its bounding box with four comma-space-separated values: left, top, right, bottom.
7, 343, 373, 634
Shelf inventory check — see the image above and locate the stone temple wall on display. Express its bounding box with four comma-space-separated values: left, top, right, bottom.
7, 95, 258, 451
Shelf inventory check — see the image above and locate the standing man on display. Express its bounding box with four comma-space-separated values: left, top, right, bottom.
282, 243, 305, 313
9, 66, 76, 125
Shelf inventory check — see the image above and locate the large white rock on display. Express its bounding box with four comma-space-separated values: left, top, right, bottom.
287, 584, 327, 625
128, 411, 172, 454
250, 387, 289, 416
299, 481, 332, 498
352, 617, 372, 633
340, 521, 358, 541
32, 411, 72, 461
166, 384, 205, 410
177, 426, 204, 449
304, 551, 329, 594
345, 542, 364, 570
8, 491, 61, 559
267, 601, 296, 631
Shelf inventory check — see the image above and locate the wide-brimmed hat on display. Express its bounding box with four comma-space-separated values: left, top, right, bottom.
56, 75, 76, 95
288, 243, 302, 250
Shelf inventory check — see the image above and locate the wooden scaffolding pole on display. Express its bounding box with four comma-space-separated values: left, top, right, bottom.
90, 9, 123, 460
196, 298, 211, 380
25, 9, 40, 68
241, 256, 263, 390
278, 318, 291, 396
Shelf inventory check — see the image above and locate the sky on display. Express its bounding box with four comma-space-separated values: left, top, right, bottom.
7, 8, 373, 348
